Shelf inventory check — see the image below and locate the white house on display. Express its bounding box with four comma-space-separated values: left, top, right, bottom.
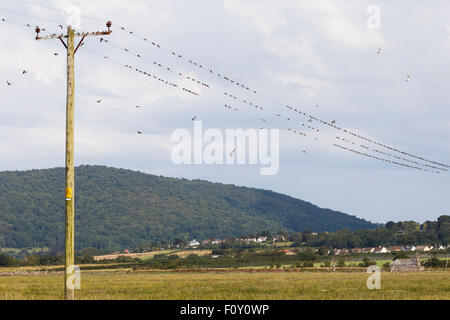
188, 240, 200, 247
374, 247, 388, 254
257, 236, 268, 243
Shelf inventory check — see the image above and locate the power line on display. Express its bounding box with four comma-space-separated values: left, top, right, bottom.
333, 144, 440, 173
9, 0, 449, 170
111, 25, 450, 170
86, 45, 442, 174
1, 13, 445, 174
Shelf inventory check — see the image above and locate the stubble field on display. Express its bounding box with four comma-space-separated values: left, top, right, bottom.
0, 270, 449, 300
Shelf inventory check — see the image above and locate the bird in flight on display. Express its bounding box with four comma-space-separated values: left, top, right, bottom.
331, 120, 336, 124
22, 70, 27, 75
377, 48, 382, 54
192, 116, 197, 121
405, 75, 411, 82
230, 148, 236, 157
137, 130, 142, 135
302, 150, 307, 153
6, 81, 12, 86
136, 106, 143, 108
58, 24, 63, 29
54, 53, 58, 56
96, 100, 103, 104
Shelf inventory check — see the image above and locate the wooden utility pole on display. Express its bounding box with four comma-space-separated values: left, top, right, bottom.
35, 22, 112, 300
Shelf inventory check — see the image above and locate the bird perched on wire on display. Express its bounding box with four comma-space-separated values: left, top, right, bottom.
331, 120, 336, 124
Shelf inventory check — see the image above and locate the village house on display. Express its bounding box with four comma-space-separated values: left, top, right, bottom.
362, 247, 375, 254
374, 246, 388, 254
334, 248, 349, 255
273, 235, 287, 242
390, 257, 423, 272
415, 245, 431, 252
257, 236, 268, 243
387, 246, 402, 252
211, 239, 224, 245
188, 240, 200, 247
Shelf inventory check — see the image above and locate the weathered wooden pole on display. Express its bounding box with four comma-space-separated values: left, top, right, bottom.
64, 26, 75, 301
35, 22, 112, 300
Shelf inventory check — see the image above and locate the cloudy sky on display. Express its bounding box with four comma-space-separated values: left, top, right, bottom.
1, 0, 449, 224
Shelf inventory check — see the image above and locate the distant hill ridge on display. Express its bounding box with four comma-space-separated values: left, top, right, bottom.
0, 165, 376, 249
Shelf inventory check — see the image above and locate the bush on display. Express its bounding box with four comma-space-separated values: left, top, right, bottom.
423, 257, 446, 268
359, 257, 376, 268
336, 257, 346, 267
393, 252, 410, 260
0, 254, 16, 267
297, 249, 317, 261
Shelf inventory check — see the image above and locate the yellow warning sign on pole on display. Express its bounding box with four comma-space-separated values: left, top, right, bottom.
65, 188, 72, 201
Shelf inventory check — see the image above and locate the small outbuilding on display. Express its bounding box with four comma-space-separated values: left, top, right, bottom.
390, 257, 423, 272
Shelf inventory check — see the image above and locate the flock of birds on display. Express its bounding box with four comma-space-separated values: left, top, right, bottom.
4, 14, 438, 172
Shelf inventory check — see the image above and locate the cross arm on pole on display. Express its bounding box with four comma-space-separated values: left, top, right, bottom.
59, 36, 68, 49
35, 21, 112, 41
74, 34, 86, 54
36, 30, 112, 41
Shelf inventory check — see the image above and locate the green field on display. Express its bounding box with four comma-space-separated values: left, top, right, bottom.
0, 270, 448, 300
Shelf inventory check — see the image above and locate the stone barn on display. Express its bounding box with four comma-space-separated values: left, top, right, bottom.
390, 257, 423, 272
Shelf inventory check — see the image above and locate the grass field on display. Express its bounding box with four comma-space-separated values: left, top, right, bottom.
0, 270, 448, 300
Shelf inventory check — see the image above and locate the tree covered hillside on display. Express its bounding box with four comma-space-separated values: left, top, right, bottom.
0, 165, 376, 249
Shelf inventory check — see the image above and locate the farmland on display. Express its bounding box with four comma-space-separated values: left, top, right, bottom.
0, 270, 448, 300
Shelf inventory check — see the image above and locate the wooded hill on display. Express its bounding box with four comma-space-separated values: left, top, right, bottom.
0, 165, 376, 250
